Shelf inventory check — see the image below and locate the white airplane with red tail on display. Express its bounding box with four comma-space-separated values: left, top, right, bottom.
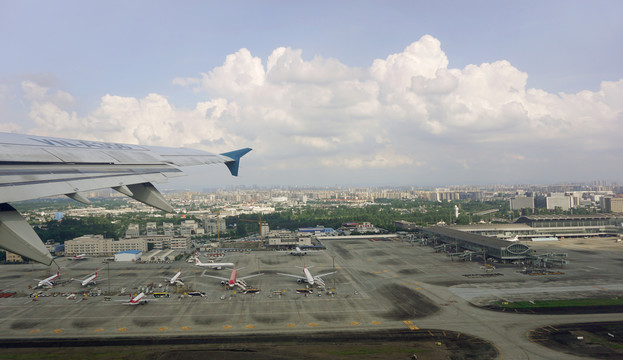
203, 267, 263, 291
68, 253, 88, 260
164, 268, 183, 285
194, 257, 234, 269
122, 292, 151, 305
35, 269, 60, 288
72, 268, 99, 286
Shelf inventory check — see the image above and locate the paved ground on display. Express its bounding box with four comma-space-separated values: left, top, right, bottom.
1, 236, 622, 359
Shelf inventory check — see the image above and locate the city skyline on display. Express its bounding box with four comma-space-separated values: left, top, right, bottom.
2, 1, 622, 189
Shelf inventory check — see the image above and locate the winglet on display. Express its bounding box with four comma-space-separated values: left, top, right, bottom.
220, 148, 252, 176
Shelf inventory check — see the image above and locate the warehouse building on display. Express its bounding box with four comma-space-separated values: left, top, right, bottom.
114, 250, 142, 262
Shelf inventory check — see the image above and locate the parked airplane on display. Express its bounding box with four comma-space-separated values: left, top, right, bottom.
509, 235, 520, 242
278, 265, 336, 287
194, 257, 235, 269
72, 269, 99, 286
122, 292, 152, 305
203, 267, 263, 291
0, 132, 251, 266
290, 247, 307, 256
288, 246, 322, 256
35, 269, 60, 288
164, 268, 183, 285
68, 253, 88, 260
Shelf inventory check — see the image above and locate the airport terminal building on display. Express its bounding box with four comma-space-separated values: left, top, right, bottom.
420, 226, 533, 262
452, 214, 623, 240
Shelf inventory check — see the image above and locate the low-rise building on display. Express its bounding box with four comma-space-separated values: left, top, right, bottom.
146, 222, 158, 236
203, 216, 226, 235
5, 251, 24, 263
163, 222, 175, 236
603, 197, 623, 213
115, 250, 142, 262
181, 220, 198, 236
65, 235, 147, 256
125, 223, 140, 238
267, 230, 312, 247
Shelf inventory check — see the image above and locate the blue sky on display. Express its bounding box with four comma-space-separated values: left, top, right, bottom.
1, 1, 622, 189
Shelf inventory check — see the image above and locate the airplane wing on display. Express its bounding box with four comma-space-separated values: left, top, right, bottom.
202, 274, 229, 282
239, 273, 263, 281
315, 271, 337, 278
0, 132, 251, 266
276, 273, 305, 281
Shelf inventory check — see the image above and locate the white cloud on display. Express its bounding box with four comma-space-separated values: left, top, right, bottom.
320, 146, 415, 169
14, 35, 623, 184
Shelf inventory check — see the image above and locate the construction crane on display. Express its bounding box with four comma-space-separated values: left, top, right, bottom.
238, 215, 266, 246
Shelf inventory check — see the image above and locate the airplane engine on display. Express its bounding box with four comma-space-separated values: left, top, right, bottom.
297, 279, 304, 283
221, 281, 227, 286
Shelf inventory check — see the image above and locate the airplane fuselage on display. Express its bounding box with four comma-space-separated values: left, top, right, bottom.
169, 271, 182, 285
303, 267, 315, 285
129, 292, 147, 305
37, 271, 60, 288
81, 273, 97, 286
228, 268, 237, 287
194, 258, 234, 269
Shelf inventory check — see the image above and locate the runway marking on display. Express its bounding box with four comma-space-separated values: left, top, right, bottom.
222, 325, 233, 330
350, 322, 359, 326
245, 325, 255, 329
371, 321, 382, 325
286, 323, 296, 328
158, 327, 168, 331
414, 287, 422, 290
29, 329, 40, 334
118, 328, 127, 332
93, 328, 104, 333
181, 326, 191, 330
53, 329, 63, 333
413, 282, 419, 285
403, 320, 414, 325
308, 323, 318, 327
408, 325, 419, 330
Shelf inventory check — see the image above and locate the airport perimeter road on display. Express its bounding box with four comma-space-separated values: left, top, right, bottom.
1, 238, 622, 360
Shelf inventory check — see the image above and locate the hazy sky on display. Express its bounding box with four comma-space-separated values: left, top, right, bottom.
1, 1, 622, 189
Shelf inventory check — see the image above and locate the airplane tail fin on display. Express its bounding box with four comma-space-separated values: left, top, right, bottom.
220, 148, 252, 176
